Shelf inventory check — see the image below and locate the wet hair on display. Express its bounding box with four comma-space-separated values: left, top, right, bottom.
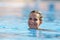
30, 10, 42, 19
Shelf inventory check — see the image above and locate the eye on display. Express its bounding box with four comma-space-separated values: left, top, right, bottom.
34, 18, 37, 21
29, 18, 32, 20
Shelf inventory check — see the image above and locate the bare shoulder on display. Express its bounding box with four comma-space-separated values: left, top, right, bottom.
28, 28, 58, 32
37, 28, 51, 31
36, 28, 45, 30
37, 28, 57, 32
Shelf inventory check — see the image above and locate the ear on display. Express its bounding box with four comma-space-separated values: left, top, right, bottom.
39, 20, 42, 25
40, 21, 42, 24
40, 16, 42, 18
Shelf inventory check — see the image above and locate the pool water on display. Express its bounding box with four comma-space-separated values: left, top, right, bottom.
0, 17, 60, 40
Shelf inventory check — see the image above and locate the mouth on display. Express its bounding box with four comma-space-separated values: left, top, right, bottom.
29, 24, 34, 26
29, 23, 37, 27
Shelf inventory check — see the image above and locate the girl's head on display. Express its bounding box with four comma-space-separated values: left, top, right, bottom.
28, 10, 42, 29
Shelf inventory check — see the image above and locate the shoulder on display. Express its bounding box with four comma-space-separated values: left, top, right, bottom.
28, 28, 43, 30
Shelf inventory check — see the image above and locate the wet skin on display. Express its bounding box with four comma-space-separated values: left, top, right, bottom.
28, 13, 42, 29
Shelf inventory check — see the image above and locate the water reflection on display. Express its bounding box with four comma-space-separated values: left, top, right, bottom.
28, 29, 42, 37
27, 29, 60, 38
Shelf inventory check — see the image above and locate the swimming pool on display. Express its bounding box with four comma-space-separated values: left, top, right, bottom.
0, 17, 60, 40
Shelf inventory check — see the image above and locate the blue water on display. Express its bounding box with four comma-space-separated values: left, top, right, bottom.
0, 16, 60, 40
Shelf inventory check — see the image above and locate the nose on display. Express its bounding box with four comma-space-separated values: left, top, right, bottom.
31, 20, 34, 23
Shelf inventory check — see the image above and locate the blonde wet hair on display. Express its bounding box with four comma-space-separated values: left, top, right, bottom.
30, 10, 42, 21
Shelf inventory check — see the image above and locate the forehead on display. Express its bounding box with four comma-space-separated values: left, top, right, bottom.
29, 13, 40, 18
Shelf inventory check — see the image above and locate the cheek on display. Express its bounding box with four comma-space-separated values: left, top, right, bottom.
28, 20, 31, 25
34, 21, 39, 26
28, 20, 30, 24
28, 20, 31, 23
37, 20, 41, 25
